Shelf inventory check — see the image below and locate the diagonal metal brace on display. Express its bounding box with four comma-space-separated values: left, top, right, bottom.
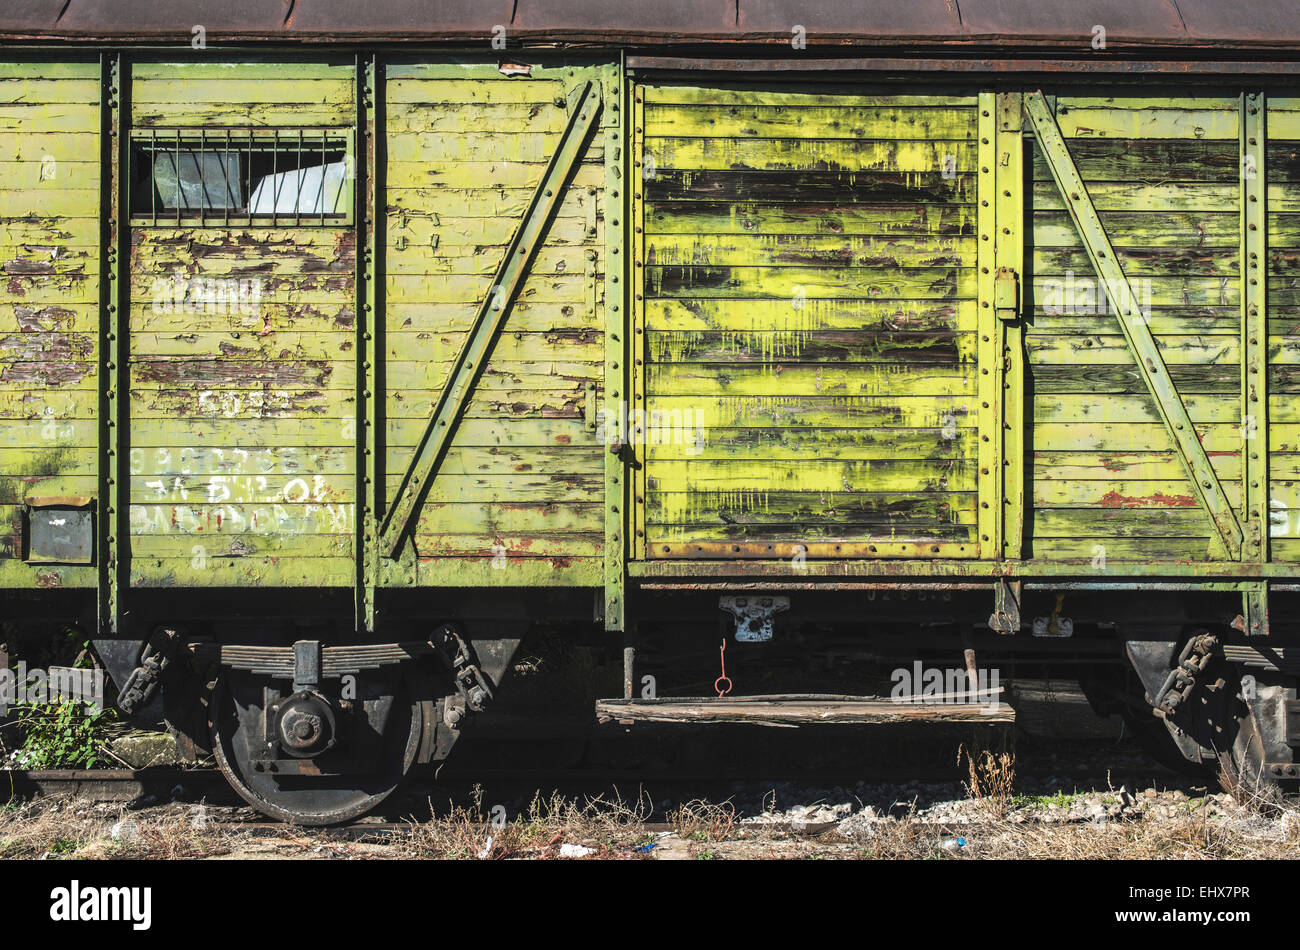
1024, 90, 1243, 559
379, 81, 604, 556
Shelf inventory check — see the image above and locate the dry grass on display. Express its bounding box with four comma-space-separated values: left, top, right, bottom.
1210, 750, 1287, 818
0, 799, 241, 859
667, 798, 736, 842
4, 783, 1300, 860
958, 742, 1017, 819
854, 806, 1300, 859
403, 785, 654, 859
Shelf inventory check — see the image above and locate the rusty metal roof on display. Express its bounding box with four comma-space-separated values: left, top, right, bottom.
2, 0, 1300, 49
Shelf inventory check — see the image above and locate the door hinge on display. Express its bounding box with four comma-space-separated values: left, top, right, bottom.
995, 267, 1019, 322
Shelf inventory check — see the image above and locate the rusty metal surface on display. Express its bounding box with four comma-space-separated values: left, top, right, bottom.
624, 56, 1300, 74
2, 0, 1300, 48
739, 0, 964, 39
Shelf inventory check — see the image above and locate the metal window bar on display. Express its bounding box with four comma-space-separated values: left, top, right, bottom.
198, 128, 205, 227
224, 132, 230, 228
332, 142, 347, 216
271, 128, 279, 228
245, 129, 253, 222
296, 129, 302, 228
131, 128, 350, 225
319, 132, 326, 227
174, 131, 181, 227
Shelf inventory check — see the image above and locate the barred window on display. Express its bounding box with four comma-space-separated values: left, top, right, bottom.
129, 128, 353, 225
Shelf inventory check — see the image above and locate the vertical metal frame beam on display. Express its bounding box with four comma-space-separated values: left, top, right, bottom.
603, 56, 627, 631
976, 93, 1002, 561
630, 83, 648, 561
1025, 90, 1244, 560
357, 54, 382, 633
98, 53, 128, 636
996, 92, 1025, 560
378, 80, 604, 556
1242, 581, 1269, 637
1242, 90, 1269, 635
1242, 91, 1269, 565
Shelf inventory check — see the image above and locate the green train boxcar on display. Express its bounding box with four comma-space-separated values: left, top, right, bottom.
3, 2, 1300, 821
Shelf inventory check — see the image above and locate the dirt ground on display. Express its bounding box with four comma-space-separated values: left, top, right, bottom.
3, 767, 1299, 860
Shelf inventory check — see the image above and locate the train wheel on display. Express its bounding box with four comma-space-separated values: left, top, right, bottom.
210, 669, 423, 825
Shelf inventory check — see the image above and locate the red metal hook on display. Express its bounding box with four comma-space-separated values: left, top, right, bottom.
714, 638, 732, 697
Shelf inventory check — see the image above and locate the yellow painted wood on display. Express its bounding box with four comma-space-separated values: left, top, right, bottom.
646, 137, 977, 173
386, 78, 566, 104
387, 556, 600, 587
1030, 538, 1214, 560
643, 86, 976, 107
1034, 478, 1245, 508
382, 69, 609, 584
1034, 451, 1242, 481
638, 84, 980, 559
643, 393, 973, 429
647, 364, 976, 397
130, 62, 354, 126
1031, 181, 1238, 212
387, 160, 605, 191
644, 105, 978, 140
646, 330, 977, 364
129, 558, 356, 588
645, 298, 976, 333
125, 216, 358, 588
1055, 105, 1239, 140
647, 203, 976, 237
388, 133, 605, 164
645, 426, 977, 460
0, 60, 100, 567
645, 233, 971, 267
1032, 507, 1214, 538
1027, 335, 1241, 365
1036, 211, 1240, 248
0, 132, 99, 161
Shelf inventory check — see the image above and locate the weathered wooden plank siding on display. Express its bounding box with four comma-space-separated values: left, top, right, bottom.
127, 63, 357, 587
639, 84, 979, 556
0, 61, 100, 587
383, 66, 606, 585
131, 62, 355, 127
1026, 93, 1243, 561
1267, 112, 1300, 560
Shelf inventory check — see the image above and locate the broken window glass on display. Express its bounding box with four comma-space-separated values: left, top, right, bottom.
131, 129, 350, 224
152, 150, 242, 211
248, 161, 349, 216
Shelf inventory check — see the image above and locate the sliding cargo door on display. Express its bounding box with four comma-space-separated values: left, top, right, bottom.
632, 83, 982, 560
